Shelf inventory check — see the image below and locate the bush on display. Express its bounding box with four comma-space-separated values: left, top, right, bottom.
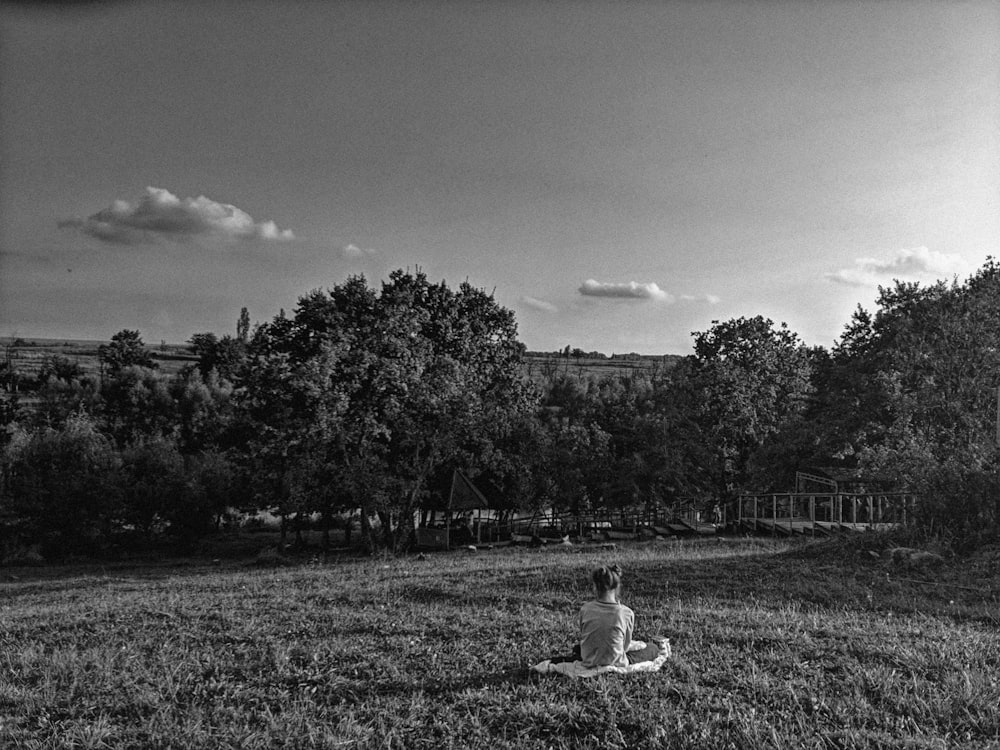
0, 413, 120, 557
909, 460, 1000, 551
165, 450, 238, 543
118, 438, 187, 538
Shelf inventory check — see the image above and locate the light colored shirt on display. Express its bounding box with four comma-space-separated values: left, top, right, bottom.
578, 600, 634, 668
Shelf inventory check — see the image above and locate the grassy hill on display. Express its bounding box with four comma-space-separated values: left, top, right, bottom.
1, 537, 996, 748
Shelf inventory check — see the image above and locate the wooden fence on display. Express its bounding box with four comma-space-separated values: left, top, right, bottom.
735, 492, 915, 536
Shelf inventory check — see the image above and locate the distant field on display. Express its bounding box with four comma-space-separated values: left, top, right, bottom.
2, 536, 997, 748
2, 338, 681, 385
0, 337, 197, 380
522, 352, 680, 385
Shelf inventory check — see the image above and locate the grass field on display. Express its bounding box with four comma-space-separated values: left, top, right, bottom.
0, 338, 197, 381
1, 338, 677, 389
2, 536, 998, 749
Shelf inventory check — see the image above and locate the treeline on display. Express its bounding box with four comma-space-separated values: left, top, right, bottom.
3, 263, 1000, 559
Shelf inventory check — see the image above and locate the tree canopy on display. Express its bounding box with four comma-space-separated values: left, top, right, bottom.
98, 329, 155, 374
668, 316, 814, 500
4, 261, 1000, 557
241, 270, 535, 551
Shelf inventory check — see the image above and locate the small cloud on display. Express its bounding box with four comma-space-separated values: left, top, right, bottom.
679, 293, 721, 305
521, 296, 558, 313
579, 279, 671, 301
826, 247, 968, 287
340, 243, 377, 258
58, 186, 295, 245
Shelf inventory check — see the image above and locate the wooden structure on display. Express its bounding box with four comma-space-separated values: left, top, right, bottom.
648, 501, 719, 536
735, 491, 914, 536
501, 500, 722, 541
415, 470, 512, 549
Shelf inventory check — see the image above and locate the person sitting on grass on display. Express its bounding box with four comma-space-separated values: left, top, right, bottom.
551, 563, 667, 667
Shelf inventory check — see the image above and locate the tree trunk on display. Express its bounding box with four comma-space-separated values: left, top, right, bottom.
359, 509, 377, 554
377, 510, 394, 550
394, 509, 416, 554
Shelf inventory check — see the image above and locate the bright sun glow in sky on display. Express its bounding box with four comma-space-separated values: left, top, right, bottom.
1, 1, 997, 354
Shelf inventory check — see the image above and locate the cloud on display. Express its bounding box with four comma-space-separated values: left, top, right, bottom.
521, 296, 558, 313
58, 186, 295, 245
340, 243, 377, 258
826, 247, 969, 287
578, 279, 671, 301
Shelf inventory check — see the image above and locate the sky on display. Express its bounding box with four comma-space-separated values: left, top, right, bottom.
1, 1, 997, 355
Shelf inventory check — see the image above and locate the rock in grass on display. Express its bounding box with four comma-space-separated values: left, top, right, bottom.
907, 550, 945, 569
884, 547, 945, 569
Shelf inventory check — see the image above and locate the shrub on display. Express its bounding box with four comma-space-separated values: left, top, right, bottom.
909, 460, 1000, 551
0, 413, 120, 557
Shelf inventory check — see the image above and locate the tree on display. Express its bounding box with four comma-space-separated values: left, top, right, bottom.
668, 316, 814, 501
101, 365, 177, 446
188, 332, 220, 375
237, 306, 251, 343
820, 260, 1000, 540
242, 270, 535, 552
29, 355, 101, 428
118, 438, 187, 539
541, 418, 611, 518
36, 354, 83, 385
1, 413, 120, 556
99, 330, 155, 376
188, 332, 247, 382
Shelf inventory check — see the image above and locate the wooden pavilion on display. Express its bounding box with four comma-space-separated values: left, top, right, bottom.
415, 470, 512, 549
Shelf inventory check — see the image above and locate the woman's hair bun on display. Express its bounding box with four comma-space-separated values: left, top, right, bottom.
592, 563, 623, 593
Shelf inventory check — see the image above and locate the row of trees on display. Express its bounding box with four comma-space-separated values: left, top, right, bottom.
3, 262, 999, 557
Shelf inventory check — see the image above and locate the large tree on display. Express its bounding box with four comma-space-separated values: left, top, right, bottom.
98, 329, 155, 376
188, 332, 248, 383
242, 270, 535, 552
668, 316, 814, 501
821, 260, 1000, 539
